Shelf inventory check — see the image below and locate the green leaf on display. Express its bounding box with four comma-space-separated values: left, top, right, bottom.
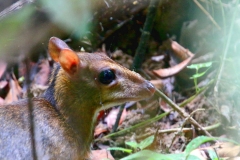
186, 155, 202, 160
187, 62, 212, 70
208, 149, 219, 160
139, 135, 155, 150
184, 136, 217, 155
185, 136, 240, 159
107, 147, 132, 154
121, 150, 186, 160
125, 141, 139, 149
189, 69, 209, 79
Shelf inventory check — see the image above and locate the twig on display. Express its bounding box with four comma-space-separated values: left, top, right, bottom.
217, 0, 226, 34
136, 123, 221, 140
25, 58, 37, 160
193, 0, 221, 30
214, 1, 238, 94
98, 112, 170, 140
0, 0, 34, 19
155, 88, 212, 137
112, 104, 125, 133
161, 123, 220, 134
107, 80, 214, 140
169, 108, 205, 149
104, 80, 214, 141
181, 108, 205, 131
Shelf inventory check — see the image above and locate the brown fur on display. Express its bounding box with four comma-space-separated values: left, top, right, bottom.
0, 37, 155, 159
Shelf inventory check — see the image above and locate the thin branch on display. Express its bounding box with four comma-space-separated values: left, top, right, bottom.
99, 112, 170, 140
155, 88, 212, 137
0, 0, 34, 19
25, 58, 37, 160
193, 0, 221, 30
137, 123, 221, 140
131, 0, 160, 71
214, 1, 238, 94
112, 104, 125, 133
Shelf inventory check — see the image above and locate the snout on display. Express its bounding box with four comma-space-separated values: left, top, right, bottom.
145, 81, 155, 95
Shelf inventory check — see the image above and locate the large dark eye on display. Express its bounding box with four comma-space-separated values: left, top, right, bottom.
99, 69, 116, 84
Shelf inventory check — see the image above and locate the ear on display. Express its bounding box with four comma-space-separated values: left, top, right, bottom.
48, 37, 79, 75
58, 49, 79, 75
48, 37, 71, 62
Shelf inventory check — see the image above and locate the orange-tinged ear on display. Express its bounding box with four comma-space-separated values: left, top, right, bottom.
48, 37, 70, 62
59, 48, 79, 75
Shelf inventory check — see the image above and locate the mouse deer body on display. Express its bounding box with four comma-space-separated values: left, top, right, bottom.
0, 37, 155, 159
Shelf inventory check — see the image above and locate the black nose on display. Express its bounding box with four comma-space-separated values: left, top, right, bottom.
146, 81, 155, 94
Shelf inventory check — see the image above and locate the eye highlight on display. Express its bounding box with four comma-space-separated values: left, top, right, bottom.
99, 69, 116, 85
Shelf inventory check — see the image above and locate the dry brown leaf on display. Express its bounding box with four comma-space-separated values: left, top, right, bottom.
94, 121, 108, 136
153, 55, 194, 78
161, 39, 194, 61
216, 142, 240, 158
4, 77, 22, 104
153, 40, 194, 78
0, 80, 8, 89
151, 55, 165, 62
94, 108, 127, 136
105, 108, 127, 129
159, 100, 171, 113
171, 40, 194, 60
228, 157, 240, 160
150, 79, 163, 89
189, 142, 240, 160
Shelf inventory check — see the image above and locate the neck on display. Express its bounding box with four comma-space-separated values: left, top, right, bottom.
43, 67, 98, 153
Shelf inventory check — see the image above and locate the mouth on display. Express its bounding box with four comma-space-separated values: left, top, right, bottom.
98, 81, 155, 110
99, 96, 151, 110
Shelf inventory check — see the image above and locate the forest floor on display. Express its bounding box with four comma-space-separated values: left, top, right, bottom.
0, 0, 240, 159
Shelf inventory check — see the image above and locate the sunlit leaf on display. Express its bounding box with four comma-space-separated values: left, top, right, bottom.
121, 150, 187, 160
107, 147, 132, 154
139, 135, 154, 150
125, 141, 138, 149
187, 62, 212, 70
189, 69, 209, 79
184, 136, 217, 155
208, 149, 219, 160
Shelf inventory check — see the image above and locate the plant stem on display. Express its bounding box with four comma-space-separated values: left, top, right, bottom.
155, 88, 212, 137
131, 0, 160, 71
